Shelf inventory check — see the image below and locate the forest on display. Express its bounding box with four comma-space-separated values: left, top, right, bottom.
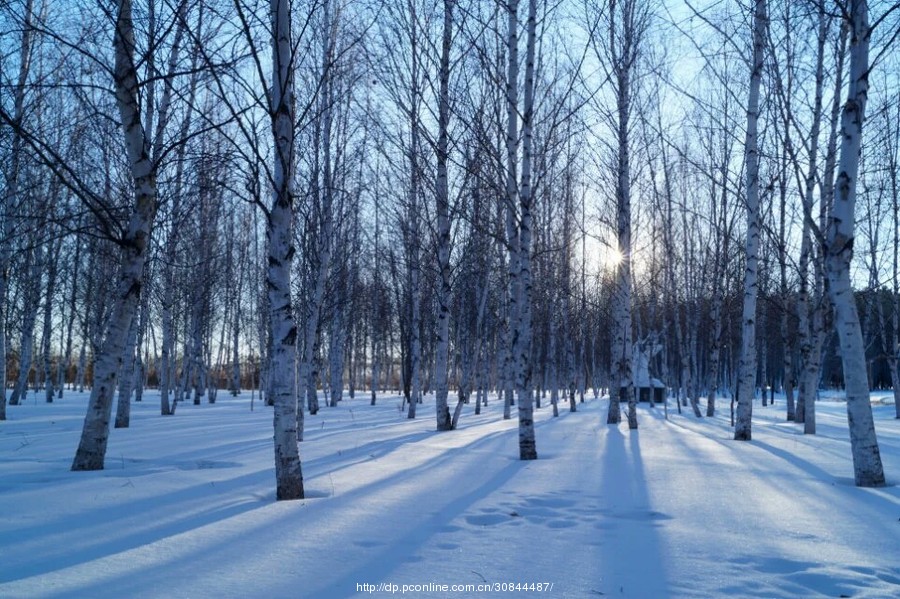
1, 0, 899, 502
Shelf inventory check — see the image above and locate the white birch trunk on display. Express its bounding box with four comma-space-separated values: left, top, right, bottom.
329, 308, 345, 408
503, 0, 521, 424
734, 0, 767, 441
300, 0, 336, 418
794, 2, 830, 431
370, 324, 379, 406
114, 309, 139, 428
823, 0, 885, 487
796, 214, 812, 425
605, 0, 644, 427
0, 0, 35, 420
562, 165, 578, 414
405, 0, 424, 420
229, 223, 244, 396
514, 0, 538, 459
159, 298, 174, 415
41, 242, 61, 403
707, 291, 723, 416
801, 21, 846, 428
58, 241, 81, 398
76, 344, 87, 393
189, 295, 205, 405
159, 143, 191, 414
549, 299, 560, 418
9, 249, 40, 406
71, 0, 157, 471
891, 102, 900, 419
781, 330, 794, 418
299, 223, 330, 414
176, 319, 192, 406
614, 47, 635, 428
370, 193, 382, 407
803, 278, 827, 435
433, 0, 454, 432
231, 305, 242, 395
267, 0, 304, 500
408, 228, 423, 419
565, 307, 577, 415
134, 287, 149, 403
157, 18, 194, 413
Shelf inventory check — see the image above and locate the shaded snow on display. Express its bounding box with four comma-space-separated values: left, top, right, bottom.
1, 390, 899, 598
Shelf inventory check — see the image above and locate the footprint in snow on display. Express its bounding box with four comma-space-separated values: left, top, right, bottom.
465, 513, 508, 526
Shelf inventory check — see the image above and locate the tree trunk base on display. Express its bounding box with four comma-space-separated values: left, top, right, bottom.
72, 450, 104, 471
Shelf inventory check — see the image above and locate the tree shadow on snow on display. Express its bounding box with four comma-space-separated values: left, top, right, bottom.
0, 467, 272, 584
596, 425, 671, 597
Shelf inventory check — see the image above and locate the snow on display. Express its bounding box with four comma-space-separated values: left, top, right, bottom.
1, 390, 899, 598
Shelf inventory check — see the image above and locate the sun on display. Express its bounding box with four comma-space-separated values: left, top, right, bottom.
605, 248, 624, 268
582, 235, 624, 275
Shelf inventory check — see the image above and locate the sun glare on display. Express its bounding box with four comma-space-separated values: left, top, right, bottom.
605, 248, 624, 268
582, 236, 624, 275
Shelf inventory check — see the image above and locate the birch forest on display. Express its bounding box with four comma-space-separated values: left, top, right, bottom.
2, 0, 900, 500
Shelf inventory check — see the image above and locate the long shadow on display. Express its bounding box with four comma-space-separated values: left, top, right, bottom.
4, 422, 507, 586
302, 428, 437, 478
597, 426, 670, 597
752, 438, 899, 504
306, 426, 517, 507
316, 458, 527, 599
2, 396, 592, 591
303, 405, 529, 481
750, 439, 843, 482
48, 425, 526, 599
0, 467, 272, 584
305, 394, 574, 478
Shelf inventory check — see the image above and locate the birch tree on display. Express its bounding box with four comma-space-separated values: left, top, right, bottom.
266, 0, 304, 499
72, 0, 162, 470
514, 0, 538, 458
498, 0, 539, 457
501, 0, 522, 423
798, 6, 837, 436
0, 0, 36, 418
298, 0, 339, 419
589, 0, 651, 429
823, 0, 885, 487
58, 235, 83, 399
877, 82, 900, 419
734, 0, 767, 441
433, 0, 454, 431
8, 244, 41, 406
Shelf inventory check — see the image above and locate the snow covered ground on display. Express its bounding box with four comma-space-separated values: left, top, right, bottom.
1, 389, 899, 598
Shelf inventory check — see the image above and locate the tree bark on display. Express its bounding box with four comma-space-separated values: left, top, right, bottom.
266, 0, 304, 500
9, 248, 40, 406
72, 0, 158, 471
514, 0, 538, 459
734, 0, 767, 441
823, 0, 885, 487
433, 0, 454, 432
0, 0, 35, 420
41, 242, 61, 403
114, 309, 139, 428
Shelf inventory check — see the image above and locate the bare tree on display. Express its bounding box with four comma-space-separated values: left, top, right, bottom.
266, 0, 304, 499
734, 0, 767, 441
823, 0, 885, 487
0, 0, 35, 419
433, 0, 455, 431
71, 0, 165, 470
